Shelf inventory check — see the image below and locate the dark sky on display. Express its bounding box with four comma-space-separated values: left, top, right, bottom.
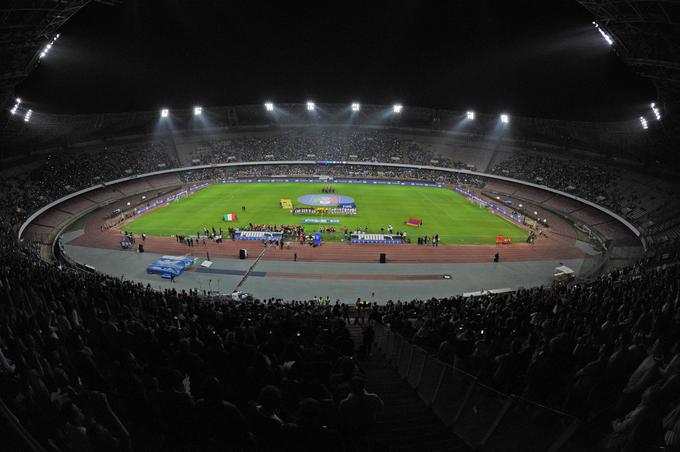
17, 0, 656, 121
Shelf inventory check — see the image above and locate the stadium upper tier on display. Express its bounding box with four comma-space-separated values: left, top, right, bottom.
0, 102, 653, 162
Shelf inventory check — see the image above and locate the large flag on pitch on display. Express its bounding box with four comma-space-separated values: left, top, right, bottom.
223, 213, 237, 221
405, 217, 423, 227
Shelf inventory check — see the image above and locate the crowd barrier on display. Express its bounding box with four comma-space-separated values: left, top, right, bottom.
372, 325, 653, 452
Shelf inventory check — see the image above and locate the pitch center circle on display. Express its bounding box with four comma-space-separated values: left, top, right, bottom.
297, 194, 355, 206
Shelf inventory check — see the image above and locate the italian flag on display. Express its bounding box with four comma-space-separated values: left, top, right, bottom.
224, 213, 237, 221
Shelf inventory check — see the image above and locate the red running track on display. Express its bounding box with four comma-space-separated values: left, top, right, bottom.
68, 210, 586, 264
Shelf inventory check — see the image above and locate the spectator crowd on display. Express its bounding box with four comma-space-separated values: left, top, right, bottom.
1, 128, 680, 450
385, 256, 680, 451
190, 129, 469, 170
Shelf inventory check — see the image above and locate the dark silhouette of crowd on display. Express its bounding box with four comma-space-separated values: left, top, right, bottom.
0, 231, 385, 451
4, 208, 680, 450
383, 256, 680, 451
2, 129, 680, 450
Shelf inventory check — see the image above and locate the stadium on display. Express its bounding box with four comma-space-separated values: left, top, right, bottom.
1, 1, 680, 451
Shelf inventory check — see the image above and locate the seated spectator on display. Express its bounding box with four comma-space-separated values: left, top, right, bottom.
337, 377, 384, 451
605, 387, 665, 452
289, 397, 341, 452
249, 385, 286, 450
194, 377, 250, 450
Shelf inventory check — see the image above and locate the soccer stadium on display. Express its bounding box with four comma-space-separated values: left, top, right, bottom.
1, 1, 680, 451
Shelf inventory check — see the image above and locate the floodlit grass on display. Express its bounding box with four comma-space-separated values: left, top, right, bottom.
125, 182, 527, 245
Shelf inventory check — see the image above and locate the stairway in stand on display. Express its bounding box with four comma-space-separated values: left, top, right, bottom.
347, 323, 469, 452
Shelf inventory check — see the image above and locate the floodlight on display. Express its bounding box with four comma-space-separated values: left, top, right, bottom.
651, 102, 661, 120
393, 104, 403, 113
598, 28, 613, 45
161, 108, 169, 118
24, 109, 32, 122
640, 116, 648, 130
351, 102, 360, 112
500, 113, 509, 124
16, 98, 21, 104
593, 22, 613, 46
39, 34, 60, 59
306, 101, 315, 111
194, 106, 202, 116
264, 102, 274, 111
466, 111, 475, 120
10, 98, 21, 115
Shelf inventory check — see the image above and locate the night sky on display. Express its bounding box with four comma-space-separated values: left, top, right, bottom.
17, 0, 656, 121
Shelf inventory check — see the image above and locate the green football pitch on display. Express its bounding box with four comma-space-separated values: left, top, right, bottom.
124, 183, 527, 245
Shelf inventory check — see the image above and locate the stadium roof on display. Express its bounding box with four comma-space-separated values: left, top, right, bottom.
577, 1, 680, 120
0, 1, 122, 112
577, 1, 680, 160
1, 1, 679, 164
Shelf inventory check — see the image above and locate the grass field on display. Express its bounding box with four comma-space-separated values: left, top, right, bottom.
124, 183, 527, 245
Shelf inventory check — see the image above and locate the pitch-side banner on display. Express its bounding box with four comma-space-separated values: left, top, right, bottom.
219, 179, 442, 188
303, 218, 341, 224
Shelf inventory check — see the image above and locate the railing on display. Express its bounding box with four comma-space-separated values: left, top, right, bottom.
0, 397, 46, 452
374, 324, 608, 452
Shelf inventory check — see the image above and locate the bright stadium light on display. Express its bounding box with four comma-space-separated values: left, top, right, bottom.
39, 34, 60, 59
466, 111, 475, 120
651, 102, 661, 120
351, 102, 360, 112
640, 116, 648, 130
193, 106, 202, 116
306, 101, 315, 111
264, 102, 274, 111
500, 113, 509, 124
24, 109, 32, 122
592, 21, 613, 46
393, 104, 403, 113
10, 98, 21, 115
160, 108, 169, 118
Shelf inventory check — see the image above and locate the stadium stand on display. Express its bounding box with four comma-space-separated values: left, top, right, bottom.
2, 178, 680, 451
1, 0, 678, 448
1, 124, 680, 450
5, 127, 680, 250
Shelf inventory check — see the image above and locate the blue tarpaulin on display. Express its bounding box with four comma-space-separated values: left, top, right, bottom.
147, 256, 194, 277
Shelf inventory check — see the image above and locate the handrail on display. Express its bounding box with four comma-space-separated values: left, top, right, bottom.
376, 324, 580, 420
18, 160, 643, 249
0, 396, 47, 452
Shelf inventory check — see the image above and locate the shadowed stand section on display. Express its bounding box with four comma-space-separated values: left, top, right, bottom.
347, 323, 469, 452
